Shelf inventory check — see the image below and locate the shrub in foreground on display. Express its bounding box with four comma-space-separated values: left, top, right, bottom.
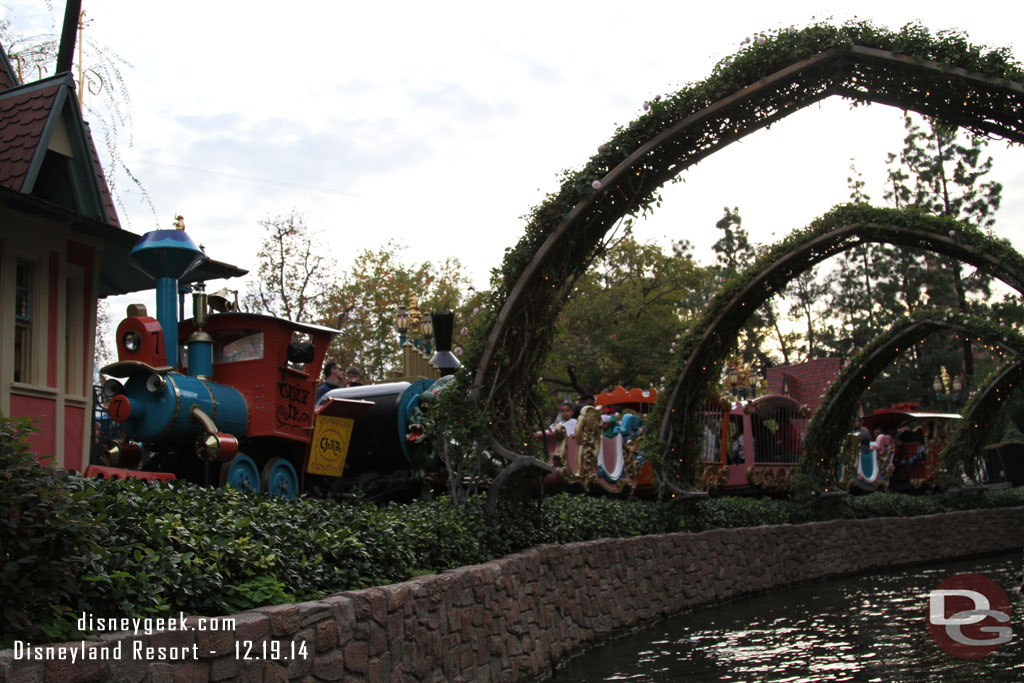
5, 419, 1024, 648
0, 415, 101, 645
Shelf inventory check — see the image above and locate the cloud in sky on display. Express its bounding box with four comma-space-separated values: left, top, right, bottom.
3, 0, 1023, 323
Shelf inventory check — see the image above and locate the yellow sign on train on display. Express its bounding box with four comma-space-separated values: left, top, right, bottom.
308, 415, 355, 477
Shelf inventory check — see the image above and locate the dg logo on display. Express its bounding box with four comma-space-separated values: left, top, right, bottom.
927, 573, 1012, 659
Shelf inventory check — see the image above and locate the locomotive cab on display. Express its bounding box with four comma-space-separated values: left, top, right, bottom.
100, 301, 368, 498
179, 312, 336, 442
93, 226, 378, 499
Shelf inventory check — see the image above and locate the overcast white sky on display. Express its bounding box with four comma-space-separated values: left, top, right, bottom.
4, 1, 1024, 323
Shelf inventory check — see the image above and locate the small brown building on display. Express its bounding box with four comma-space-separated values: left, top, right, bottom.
765, 357, 842, 413
0, 42, 242, 470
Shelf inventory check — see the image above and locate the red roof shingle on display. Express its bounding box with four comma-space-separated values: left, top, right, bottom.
0, 84, 60, 192
83, 120, 120, 227
766, 358, 842, 413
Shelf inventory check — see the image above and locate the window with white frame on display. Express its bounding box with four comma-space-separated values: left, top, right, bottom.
14, 259, 33, 384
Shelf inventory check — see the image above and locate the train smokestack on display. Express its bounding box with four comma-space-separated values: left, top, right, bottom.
429, 312, 461, 377
128, 229, 206, 369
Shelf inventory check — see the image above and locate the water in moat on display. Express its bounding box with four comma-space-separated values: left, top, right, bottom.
550, 552, 1023, 682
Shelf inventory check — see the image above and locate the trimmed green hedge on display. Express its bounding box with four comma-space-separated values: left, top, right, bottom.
4, 412, 1024, 647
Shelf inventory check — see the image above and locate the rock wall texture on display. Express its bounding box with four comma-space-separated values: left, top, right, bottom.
3, 506, 1022, 682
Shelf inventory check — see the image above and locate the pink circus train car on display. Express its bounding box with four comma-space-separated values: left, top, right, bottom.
695, 394, 809, 493
541, 386, 657, 495
835, 408, 960, 492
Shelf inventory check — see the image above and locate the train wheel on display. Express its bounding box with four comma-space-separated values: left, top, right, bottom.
262, 457, 299, 500
220, 454, 261, 493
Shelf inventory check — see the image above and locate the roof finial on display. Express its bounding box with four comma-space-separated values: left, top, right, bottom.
173, 214, 186, 230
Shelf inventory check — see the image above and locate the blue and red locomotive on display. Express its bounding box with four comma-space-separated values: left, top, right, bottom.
94, 227, 448, 499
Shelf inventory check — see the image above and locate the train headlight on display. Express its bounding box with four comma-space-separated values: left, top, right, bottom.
123, 330, 141, 352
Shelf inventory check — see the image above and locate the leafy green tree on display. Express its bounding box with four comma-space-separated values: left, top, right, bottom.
539, 236, 709, 397
896, 115, 1001, 388
812, 162, 887, 361
710, 207, 790, 366
809, 115, 1005, 410
711, 207, 752, 273
320, 242, 473, 382
785, 267, 830, 360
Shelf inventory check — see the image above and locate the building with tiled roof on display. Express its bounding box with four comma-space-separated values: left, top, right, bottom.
0, 40, 244, 470
765, 357, 842, 414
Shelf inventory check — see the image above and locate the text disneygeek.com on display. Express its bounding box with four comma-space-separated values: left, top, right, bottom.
11, 612, 237, 663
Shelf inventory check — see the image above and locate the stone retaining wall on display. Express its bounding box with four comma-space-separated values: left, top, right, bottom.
3, 506, 1022, 682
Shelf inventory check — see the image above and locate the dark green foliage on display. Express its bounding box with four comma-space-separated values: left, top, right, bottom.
489, 494, 682, 553
461, 19, 1024, 460
7, 419, 1024, 648
844, 492, 944, 518
682, 488, 1024, 530
972, 486, 1024, 508
689, 497, 803, 530
647, 205, 1024, 490
0, 414, 102, 645
72, 480, 369, 618
540, 236, 709, 397
398, 497, 492, 571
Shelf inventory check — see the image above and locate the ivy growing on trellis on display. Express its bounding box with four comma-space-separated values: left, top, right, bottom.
800, 309, 1024, 489
649, 205, 1024, 490
942, 359, 1024, 479
437, 20, 1024, 481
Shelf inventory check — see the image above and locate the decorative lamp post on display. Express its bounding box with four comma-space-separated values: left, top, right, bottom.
725, 361, 763, 400
395, 307, 410, 346
934, 373, 963, 412
420, 315, 434, 355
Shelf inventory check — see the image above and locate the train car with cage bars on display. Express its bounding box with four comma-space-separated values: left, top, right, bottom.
694, 393, 809, 493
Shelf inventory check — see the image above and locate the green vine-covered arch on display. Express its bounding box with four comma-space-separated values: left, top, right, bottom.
459, 21, 1024, 456
802, 310, 1024, 488
945, 358, 1024, 477
655, 204, 1024, 486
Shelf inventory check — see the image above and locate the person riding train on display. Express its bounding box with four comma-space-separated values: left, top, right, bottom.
316, 361, 345, 403
550, 400, 578, 435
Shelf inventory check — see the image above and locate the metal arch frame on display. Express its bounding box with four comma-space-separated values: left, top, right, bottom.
946, 359, 1024, 471
659, 217, 1024, 458
472, 42, 1024, 414
804, 315, 1024, 480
